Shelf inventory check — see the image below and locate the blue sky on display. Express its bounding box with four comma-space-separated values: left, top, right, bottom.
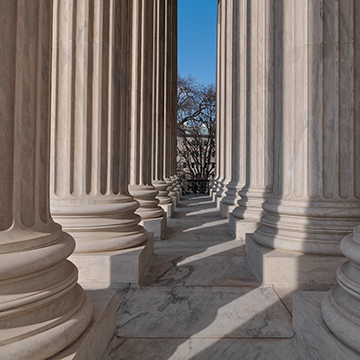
178, 0, 217, 85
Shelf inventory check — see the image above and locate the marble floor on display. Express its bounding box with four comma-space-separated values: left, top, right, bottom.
102, 194, 303, 360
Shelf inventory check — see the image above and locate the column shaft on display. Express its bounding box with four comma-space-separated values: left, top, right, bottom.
128, 0, 164, 220
152, 0, 173, 205
215, 0, 228, 199
212, 0, 222, 194
50, 0, 148, 253
0, 1, 92, 358
253, 0, 360, 255
321, 0, 360, 353
163, 0, 176, 198
221, 0, 247, 210
232, 0, 274, 222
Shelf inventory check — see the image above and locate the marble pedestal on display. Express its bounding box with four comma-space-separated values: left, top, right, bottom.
215, 196, 223, 210
219, 202, 237, 219
160, 202, 175, 219
70, 235, 154, 286
293, 292, 360, 360
245, 235, 346, 287
141, 216, 167, 240
177, 192, 182, 204
52, 289, 116, 360
229, 214, 260, 240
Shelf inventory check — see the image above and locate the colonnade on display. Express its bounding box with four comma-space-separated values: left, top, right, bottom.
215, 0, 360, 356
0, 0, 177, 358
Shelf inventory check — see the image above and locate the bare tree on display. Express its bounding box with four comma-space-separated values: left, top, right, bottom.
177, 74, 216, 180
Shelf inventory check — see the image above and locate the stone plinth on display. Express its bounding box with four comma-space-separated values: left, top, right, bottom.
246, 235, 346, 287
141, 216, 167, 240
160, 202, 175, 219
219, 202, 236, 219
229, 214, 259, 240
71, 234, 154, 286
293, 292, 360, 360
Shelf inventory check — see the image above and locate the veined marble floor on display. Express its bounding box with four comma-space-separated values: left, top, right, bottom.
102, 194, 303, 360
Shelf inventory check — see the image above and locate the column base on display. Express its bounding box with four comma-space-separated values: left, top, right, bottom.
219, 202, 237, 219
160, 202, 174, 218
52, 289, 116, 360
293, 291, 360, 360
70, 234, 154, 285
245, 234, 346, 287
141, 216, 167, 240
229, 213, 260, 239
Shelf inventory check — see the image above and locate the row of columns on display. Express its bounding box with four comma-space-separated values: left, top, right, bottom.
216, 0, 360, 354
0, 0, 177, 358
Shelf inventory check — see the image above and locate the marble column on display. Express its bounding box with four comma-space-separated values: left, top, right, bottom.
50, 0, 151, 284
163, 0, 177, 200
252, 0, 360, 257
153, 0, 174, 218
0, 1, 92, 358
170, 0, 180, 197
321, 0, 360, 354
128, 0, 166, 238
220, 0, 246, 218
211, 0, 222, 197
229, 0, 274, 237
214, 0, 229, 206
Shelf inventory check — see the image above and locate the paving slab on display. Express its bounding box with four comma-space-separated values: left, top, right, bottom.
116, 286, 293, 339
142, 254, 258, 287
102, 338, 303, 360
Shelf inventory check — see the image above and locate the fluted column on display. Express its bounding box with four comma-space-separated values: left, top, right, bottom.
170, 0, 180, 193
163, 0, 177, 198
0, 1, 92, 358
221, 0, 246, 217
128, 0, 164, 221
231, 0, 274, 228
321, 0, 360, 353
211, 0, 222, 196
214, 0, 229, 202
253, 0, 360, 255
50, 0, 148, 253
152, 0, 173, 206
